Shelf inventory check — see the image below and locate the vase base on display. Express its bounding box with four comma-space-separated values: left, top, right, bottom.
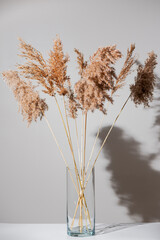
67, 226, 95, 237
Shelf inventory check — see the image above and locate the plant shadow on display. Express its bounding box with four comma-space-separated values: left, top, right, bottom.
99, 126, 160, 222
153, 75, 160, 141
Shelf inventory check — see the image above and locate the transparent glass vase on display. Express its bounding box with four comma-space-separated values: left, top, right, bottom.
66, 167, 95, 237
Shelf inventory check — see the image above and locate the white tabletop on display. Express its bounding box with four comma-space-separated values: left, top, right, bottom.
0, 223, 160, 240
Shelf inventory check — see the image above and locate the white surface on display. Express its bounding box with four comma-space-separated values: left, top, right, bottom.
0, 223, 160, 240
1, 0, 160, 224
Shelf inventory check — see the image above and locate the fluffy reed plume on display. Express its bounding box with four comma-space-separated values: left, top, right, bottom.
86, 45, 122, 89
66, 87, 79, 119
48, 36, 70, 96
130, 51, 157, 107
75, 45, 122, 113
18, 36, 70, 97
18, 38, 46, 67
2, 70, 48, 125
75, 78, 112, 113
113, 44, 136, 93
65, 49, 87, 118
17, 37, 78, 119
17, 38, 54, 95
74, 48, 87, 76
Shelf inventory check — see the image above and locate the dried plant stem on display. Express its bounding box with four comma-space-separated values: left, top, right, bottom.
71, 196, 88, 230
73, 172, 92, 230
70, 197, 80, 230
71, 94, 131, 225
80, 198, 83, 232
54, 97, 91, 229
84, 94, 131, 190
85, 43, 136, 174
45, 114, 91, 229
85, 100, 110, 177
54, 97, 84, 225
80, 114, 87, 231
71, 192, 92, 231
44, 115, 79, 193
82, 194, 92, 228
77, 112, 90, 224
63, 96, 82, 193
72, 178, 92, 230
83, 112, 87, 186
80, 112, 84, 178
54, 96, 80, 192
85, 115, 105, 176
63, 96, 72, 150
85, 114, 104, 177
82, 200, 89, 230
80, 197, 89, 231
54, 96, 73, 154
75, 118, 81, 169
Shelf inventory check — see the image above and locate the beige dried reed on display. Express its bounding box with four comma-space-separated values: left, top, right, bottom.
48, 36, 70, 96
3, 70, 48, 125
130, 51, 157, 107
75, 45, 122, 113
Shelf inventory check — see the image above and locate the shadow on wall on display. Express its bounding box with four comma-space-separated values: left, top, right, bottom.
99, 126, 160, 222
153, 74, 160, 141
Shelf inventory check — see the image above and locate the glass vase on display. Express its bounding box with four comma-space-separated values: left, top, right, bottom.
66, 167, 95, 237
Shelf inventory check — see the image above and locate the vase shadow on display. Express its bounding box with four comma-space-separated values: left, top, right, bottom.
95, 222, 143, 235
98, 126, 160, 222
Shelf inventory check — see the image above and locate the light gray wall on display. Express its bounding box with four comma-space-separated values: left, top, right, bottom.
0, 0, 160, 223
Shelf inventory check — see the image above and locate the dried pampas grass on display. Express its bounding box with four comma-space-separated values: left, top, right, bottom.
18, 36, 70, 97
130, 51, 157, 107
113, 44, 136, 93
75, 45, 122, 113
3, 70, 48, 125
48, 36, 70, 96
74, 48, 87, 76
